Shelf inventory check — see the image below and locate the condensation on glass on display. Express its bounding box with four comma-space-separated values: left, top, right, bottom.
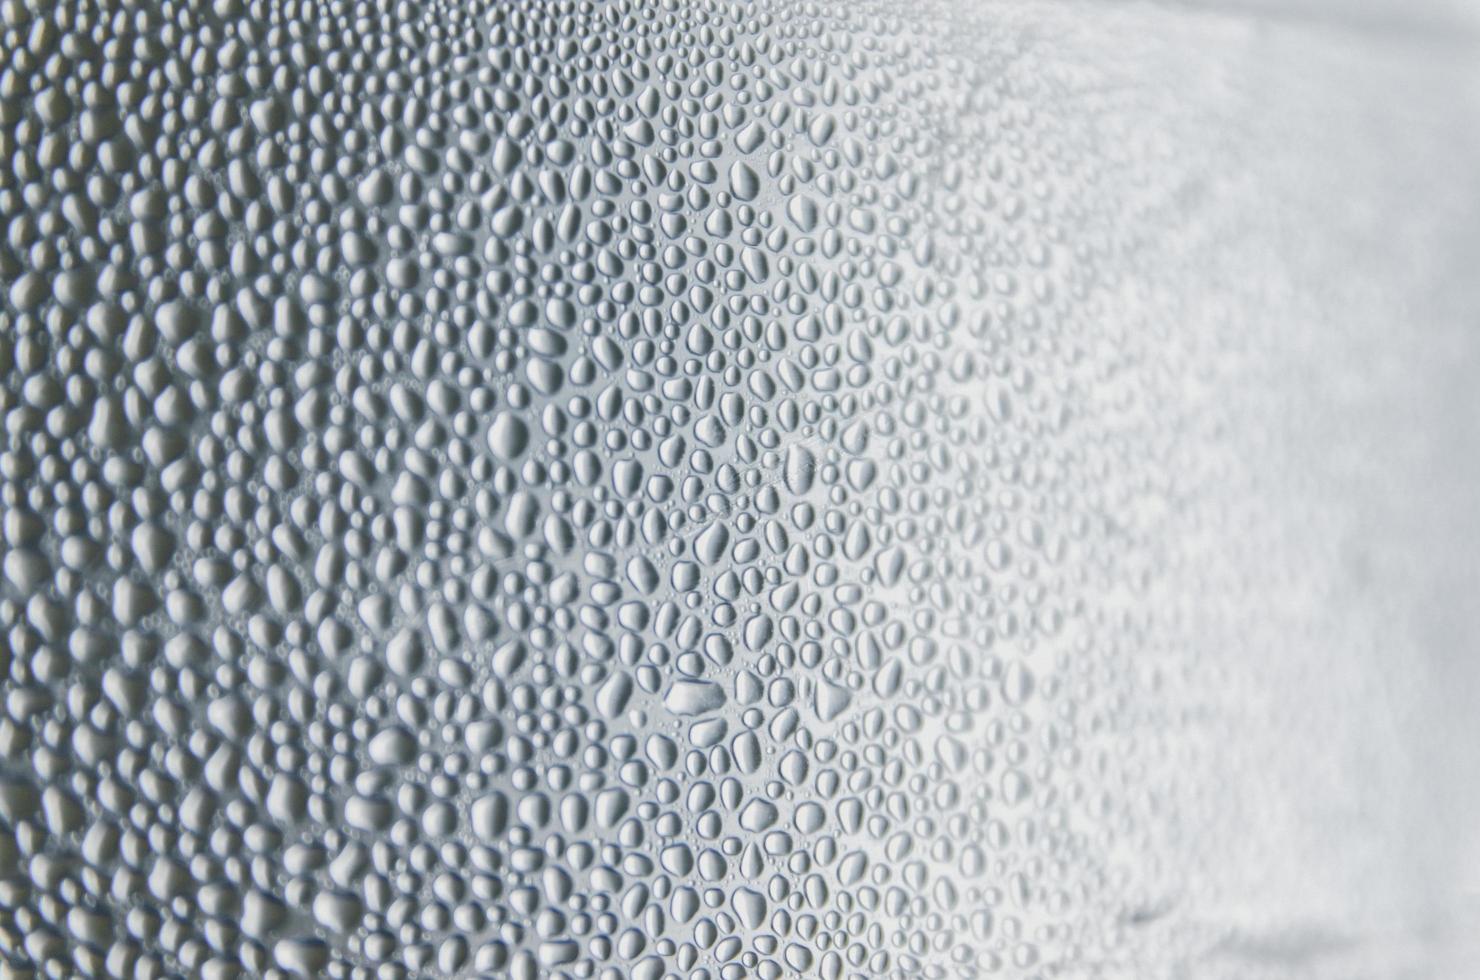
0, 0, 1477, 977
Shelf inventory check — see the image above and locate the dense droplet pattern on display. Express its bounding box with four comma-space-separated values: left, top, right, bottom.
2, 0, 1480, 978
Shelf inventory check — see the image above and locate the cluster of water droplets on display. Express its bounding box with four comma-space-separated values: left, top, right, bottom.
7, 0, 1473, 977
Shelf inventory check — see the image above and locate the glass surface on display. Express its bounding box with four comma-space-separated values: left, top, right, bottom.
0, 1, 1476, 977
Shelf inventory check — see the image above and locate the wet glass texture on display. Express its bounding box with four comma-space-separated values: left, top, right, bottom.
0, 1, 1478, 978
